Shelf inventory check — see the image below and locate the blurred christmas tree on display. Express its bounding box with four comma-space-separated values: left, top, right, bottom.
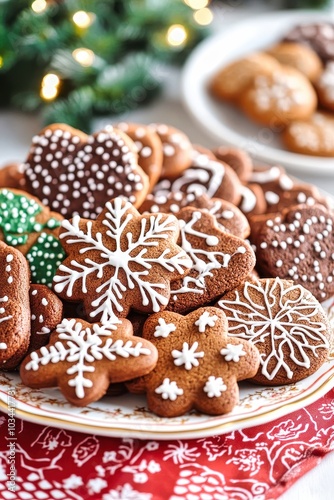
0, 0, 212, 131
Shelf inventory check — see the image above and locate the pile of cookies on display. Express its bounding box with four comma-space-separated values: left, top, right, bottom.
0, 122, 333, 418
210, 22, 334, 157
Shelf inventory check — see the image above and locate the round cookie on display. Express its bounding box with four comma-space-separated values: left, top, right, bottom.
0, 241, 31, 371
127, 307, 260, 417
148, 123, 192, 179
20, 318, 158, 406
209, 52, 281, 103
282, 112, 334, 157
0, 162, 25, 189
115, 122, 163, 191
240, 66, 317, 127
166, 207, 256, 314
53, 197, 192, 323
316, 62, 334, 112
23, 123, 150, 219
153, 152, 242, 206
28, 284, 63, 352
266, 42, 323, 83
254, 204, 334, 301
283, 22, 334, 63
0, 188, 65, 287
213, 146, 253, 183
217, 278, 331, 385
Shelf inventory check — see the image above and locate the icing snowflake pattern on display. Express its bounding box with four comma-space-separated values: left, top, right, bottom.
172, 342, 204, 370
195, 311, 219, 332
218, 278, 330, 380
220, 344, 246, 362
154, 318, 176, 338
155, 378, 184, 400
53, 198, 191, 322
24, 318, 152, 399
203, 376, 227, 398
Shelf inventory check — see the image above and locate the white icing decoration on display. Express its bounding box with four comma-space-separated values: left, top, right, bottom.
24, 318, 151, 399
194, 311, 219, 332
220, 343, 246, 362
0, 343, 7, 349
0, 295, 12, 332
155, 378, 183, 400
250, 166, 281, 184
53, 198, 191, 322
218, 278, 329, 380
265, 191, 280, 205
240, 186, 257, 213
154, 318, 177, 338
203, 376, 227, 398
173, 211, 248, 296
172, 341, 204, 370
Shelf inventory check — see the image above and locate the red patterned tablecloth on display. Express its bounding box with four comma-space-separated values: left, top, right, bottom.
0, 388, 333, 500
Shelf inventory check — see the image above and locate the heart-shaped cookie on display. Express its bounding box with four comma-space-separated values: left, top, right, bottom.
23, 123, 149, 219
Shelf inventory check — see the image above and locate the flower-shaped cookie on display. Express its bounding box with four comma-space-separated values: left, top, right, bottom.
20, 318, 158, 406
217, 278, 331, 385
0, 241, 31, 370
53, 198, 192, 322
167, 207, 255, 314
127, 307, 260, 417
23, 124, 150, 219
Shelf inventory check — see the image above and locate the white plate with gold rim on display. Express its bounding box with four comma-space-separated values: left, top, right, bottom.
181, 10, 334, 174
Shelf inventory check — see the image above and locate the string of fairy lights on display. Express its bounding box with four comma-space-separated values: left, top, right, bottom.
32, 0, 213, 102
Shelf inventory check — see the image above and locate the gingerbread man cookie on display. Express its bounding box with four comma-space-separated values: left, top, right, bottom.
20, 318, 158, 406
127, 307, 260, 417
53, 197, 192, 322
217, 278, 331, 385
23, 123, 150, 219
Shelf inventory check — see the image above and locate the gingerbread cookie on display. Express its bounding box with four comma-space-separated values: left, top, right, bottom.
53, 197, 192, 322
29, 284, 63, 352
23, 123, 149, 219
217, 278, 331, 385
282, 112, 334, 157
209, 52, 281, 103
166, 207, 255, 314
0, 188, 65, 287
283, 23, 334, 62
20, 318, 158, 406
238, 184, 267, 217
127, 307, 260, 417
153, 153, 242, 206
0, 241, 31, 370
0, 162, 25, 189
316, 62, 334, 111
240, 67, 317, 127
213, 146, 253, 182
254, 204, 334, 301
266, 42, 323, 83
115, 122, 163, 190
148, 123, 192, 179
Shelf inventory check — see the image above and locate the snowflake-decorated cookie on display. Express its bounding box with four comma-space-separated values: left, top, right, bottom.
0, 188, 65, 287
115, 122, 163, 190
217, 278, 331, 385
240, 67, 317, 127
23, 123, 150, 219
140, 192, 250, 239
126, 307, 260, 417
0, 241, 31, 370
28, 284, 63, 352
166, 207, 255, 314
254, 204, 334, 301
53, 197, 192, 322
148, 123, 193, 179
153, 151, 242, 206
20, 318, 158, 406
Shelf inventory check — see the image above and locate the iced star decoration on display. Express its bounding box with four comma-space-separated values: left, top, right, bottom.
220, 344, 246, 362
154, 318, 176, 338
195, 311, 218, 333
126, 307, 260, 417
53, 198, 192, 322
203, 376, 227, 398
172, 341, 205, 370
20, 318, 158, 406
217, 278, 331, 383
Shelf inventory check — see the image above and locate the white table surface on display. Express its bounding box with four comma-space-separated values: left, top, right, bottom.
0, 2, 333, 499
